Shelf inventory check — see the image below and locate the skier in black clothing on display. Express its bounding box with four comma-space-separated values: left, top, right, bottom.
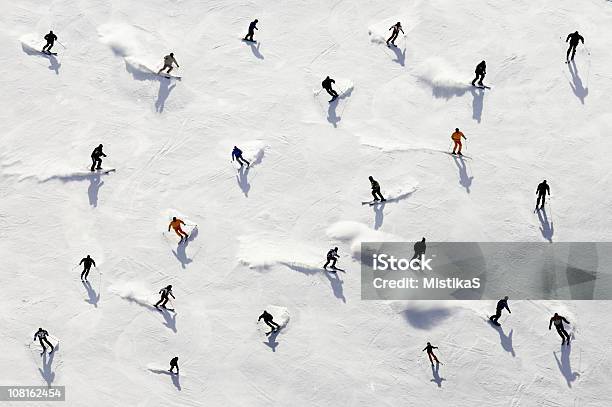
244, 19, 258, 42
566, 31, 584, 62
169, 356, 179, 374
155, 285, 175, 309
232, 146, 250, 167
42, 31, 57, 54
411, 237, 426, 260
471, 61, 486, 86
258, 310, 280, 334
386, 22, 404, 47
323, 247, 339, 270
536, 180, 550, 210
549, 313, 571, 345
422, 342, 440, 365
489, 296, 510, 325
34, 328, 54, 354
90, 144, 106, 172
79, 255, 96, 281
369, 176, 386, 202
322, 76, 339, 101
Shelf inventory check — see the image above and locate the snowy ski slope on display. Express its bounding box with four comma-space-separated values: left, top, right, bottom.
1, 0, 612, 405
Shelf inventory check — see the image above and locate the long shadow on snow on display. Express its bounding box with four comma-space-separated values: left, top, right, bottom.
430, 363, 445, 387
568, 60, 588, 104
38, 346, 58, 386
327, 88, 353, 128
487, 321, 515, 357
537, 208, 553, 242
148, 369, 181, 391
40, 171, 112, 207
370, 190, 415, 230
470, 86, 484, 123
280, 262, 346, 303
21, 43, 61, 74
125, 62, 178, 113
451, 155, 474, 193
242, 40, 264, 60
401, 307, 453, 330
553, 344, 580, 387
82, 280, 100, 307
389, 45, 406, 66
171, 227, 198, 268
264, 329, 280, 352
119, 293, 177, 332
236, 166, 251, 197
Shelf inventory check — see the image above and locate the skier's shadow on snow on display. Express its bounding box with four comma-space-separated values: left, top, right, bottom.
554, 344, 580, 387
470, 86, 484, 123
159, 308, 177, 333
82, 280, 100, 307
488, 321, 515, 357
172, 227, 198, 268
242, 40, 264, 60
451, 155, 474, 193
123, 63, 179, 112
537, 208, 554, 242
327, 88, 353, 128
280, 262, 346, 302
264, 329, 280, 352
148, 369, 181, 391
39, 348, 57, 386
372, 202, 385, 230
40, 171, 112, 208
389, 45, 406, 66
430, 363, 445, 387
568, 60, 588, 104
21, 44, 61, 74
236, 166, 251, 197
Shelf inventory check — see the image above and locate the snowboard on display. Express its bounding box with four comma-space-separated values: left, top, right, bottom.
471, 84, 491, 89
242, 38, 257, 43
158, 73, 181, 80
155, 305, 176, 313
90, 168, 116, 175
41, 51, 58, 56
362, 200, 386, 206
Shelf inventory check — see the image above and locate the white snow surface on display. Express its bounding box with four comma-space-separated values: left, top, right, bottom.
2, 0, 612, 405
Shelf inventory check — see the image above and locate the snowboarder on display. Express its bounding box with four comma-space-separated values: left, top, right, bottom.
79, 255, 96, 281
168, 217, 189, 242
90, 144, 106, 172
549, 313, 571, 345
169, 356, 179, 374
33, 328, 54, 354
536, 180, 550, 210
158, 53, 179, 75
386, 22, 404, 47
369, 176, 386, 202
451, 128, 467, 156
489, 296, 510, 325
323, 247, 339, 270
322, 76, 339, 101
258, 310, 280, 334
42, 30, 57, 54
411, 237, 426, 260
232, 146, 250, 168
566, 31, 584, 62
471, 61, 486, 87
422, 342, 440, 365
244, 19, 258, 42
155, 285, 175, 309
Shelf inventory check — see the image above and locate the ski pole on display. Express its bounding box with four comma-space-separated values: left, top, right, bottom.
57, 40, 66, 49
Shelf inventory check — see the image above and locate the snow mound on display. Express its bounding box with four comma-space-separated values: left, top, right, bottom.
264, 305, 290, 328
238, 237, 322, 271
414, 57, 472, 99
326, 221, 403, 258
109, 281, 156, 309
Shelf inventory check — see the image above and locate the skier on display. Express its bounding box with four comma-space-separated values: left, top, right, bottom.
489, 296, 511, 326
451, 128, 467, 156
422, 342, 440, 365
323, 247, 339, 270
549, 313, 571, 345
42, 30, 58, 54
386, 22, 404, 47
232, 146, 250, 168
155, 285, 175, 309
244, 19, 258, 42
565, 31, 584, 62
258, 310, 280, 334
322, 76, 339, 101
169, 356, 179, 374
90, 144, 106, 172
471, 61, 486, 87
33, 328, 54, 354
158, 53, 179, 75
79, 255, 96, 281
168, 217, 189, 242
535, 180, 550, 210
369, 176, 386, 202
411, 237, 426, 261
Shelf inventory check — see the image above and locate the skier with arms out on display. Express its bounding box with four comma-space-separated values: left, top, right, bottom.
79, 255, 96, 281
322, 76, 339, 102
323, 247, 339, 271
258, 310, 280, 335
489, 296, 510, 326
386, 22, 404, 47
471, 61, 486, 87
244, 19, 258, 42
42, 30, 58, 54
158, 53, 179, 76
168, 217, 189, 242
169, 356, 179, 374
565, 31, 584, 62
90, 144, 106, 172
451, 128, 467, 156
549, 313, 571, 345
155, 285, 175, 309
423, 342, 441, 365
232, 146, 250, 168
368, 176, 386, 202
34, 328, 54, 354
535, 180, 550, 210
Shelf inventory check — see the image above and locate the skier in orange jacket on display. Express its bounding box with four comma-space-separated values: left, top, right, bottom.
168, 217, 188, 242
451, 128, 467, 155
